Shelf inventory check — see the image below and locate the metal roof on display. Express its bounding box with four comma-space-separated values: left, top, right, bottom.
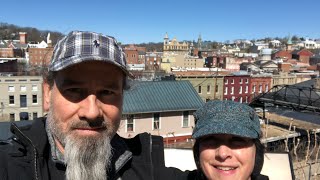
123, 80, 204, 114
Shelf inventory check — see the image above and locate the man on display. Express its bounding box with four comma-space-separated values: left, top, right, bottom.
0, 31, 188, 180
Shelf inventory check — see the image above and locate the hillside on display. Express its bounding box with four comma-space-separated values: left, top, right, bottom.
0, 22, 64, 45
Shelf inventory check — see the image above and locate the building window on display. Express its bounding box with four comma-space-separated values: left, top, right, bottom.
232, 96, 235, 101
225, 79, 228, 84
259, 85, 262, 93
8, 85, 15, 92
266, 84, 269, 91
198, 86, 202, 94
253, 85, 256, 93
153, 113, 160, 130
207, 85, 211, 94
245, 96, 248, 103
239, 86, 242, 94
215, 85, 219, 93
20, 95, 27, 107
231, 79, 234, 84
239, 97, 243, 103
9, 113, 15, 121
224, 87, 228, 95
126, 115, 134, 132
32, 95, 38, 104
245, 86, 248, 93
9, 95, 14, 105
231, 87, 234, 94
240, 79, 243, 84
33, 112, 38, 119
20, 86, 26, 91
245, 79, 249, 84
182, 111, 189, 127
32, 85, 38, 91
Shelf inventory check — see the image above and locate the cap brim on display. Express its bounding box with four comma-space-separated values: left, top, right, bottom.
49, 55, 134, 79
192, 120, 259, 139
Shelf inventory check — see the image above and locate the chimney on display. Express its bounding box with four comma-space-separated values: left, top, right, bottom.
19, 32, 27, 44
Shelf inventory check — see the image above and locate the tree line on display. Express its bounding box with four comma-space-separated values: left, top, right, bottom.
0, 22, 64, 45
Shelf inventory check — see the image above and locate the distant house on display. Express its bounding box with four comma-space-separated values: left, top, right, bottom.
291, 49, 314, 64
259, 61, 278, 72
118, 80, 204, 144
240, 62, 261, 73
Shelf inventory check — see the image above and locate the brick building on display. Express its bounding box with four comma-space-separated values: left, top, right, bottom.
28, 47, 54, 67
223, 74, 251, 103
249, 74, 272, 101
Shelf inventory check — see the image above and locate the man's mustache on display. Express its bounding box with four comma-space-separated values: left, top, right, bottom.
69, 118, 107, 129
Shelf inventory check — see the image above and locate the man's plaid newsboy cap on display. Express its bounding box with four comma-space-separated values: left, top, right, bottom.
49, 31, 133, 78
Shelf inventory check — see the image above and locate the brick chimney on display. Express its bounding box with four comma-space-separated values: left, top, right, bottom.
19, 32, 27, 44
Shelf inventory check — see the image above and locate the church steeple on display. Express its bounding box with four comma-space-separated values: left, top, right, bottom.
197, 34, 202, 50
286, 34, 292, 51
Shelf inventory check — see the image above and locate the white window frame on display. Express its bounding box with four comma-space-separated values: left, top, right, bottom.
182, 111, 189, 128
152, 113, 161, 130
32, 84, 38, 91
240, 78, 243, 84
207, 85, 211, 94
8, 85, 15, 92
245, 86, 248, 93
225, 79, 228, 84
20, 85, 26, 92
126, 115, 135, 132
198, 86, 202, 94
259, 85, 262, 93
9, 95, 14, 105
224, 87, 228, 95
32, 94, 38, 104
231, 87, 234, 94
231, 79, 234, 84
239, 86, 242, 94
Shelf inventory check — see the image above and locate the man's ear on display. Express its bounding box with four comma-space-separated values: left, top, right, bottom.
43, 82, 52, 112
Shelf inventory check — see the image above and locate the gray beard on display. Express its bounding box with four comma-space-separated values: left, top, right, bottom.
64, 134, 112, 180
46, 100, 116, 180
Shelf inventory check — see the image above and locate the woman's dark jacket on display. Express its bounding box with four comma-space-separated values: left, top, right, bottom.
0, 118, 189, 180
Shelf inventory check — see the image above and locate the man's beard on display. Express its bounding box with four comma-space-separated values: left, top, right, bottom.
64, 132, 112, 180
47, 103, 118, 180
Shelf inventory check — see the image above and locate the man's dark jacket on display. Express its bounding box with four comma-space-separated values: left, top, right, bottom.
0, 118, 189, 180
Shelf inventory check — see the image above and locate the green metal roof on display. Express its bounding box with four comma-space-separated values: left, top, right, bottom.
123, 80, 204, 114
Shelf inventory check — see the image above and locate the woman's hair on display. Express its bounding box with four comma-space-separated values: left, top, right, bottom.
193, 138, 265, 180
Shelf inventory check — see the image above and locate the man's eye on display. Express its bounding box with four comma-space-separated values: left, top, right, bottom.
100, 90, 114, 96
63, 88, 86, 101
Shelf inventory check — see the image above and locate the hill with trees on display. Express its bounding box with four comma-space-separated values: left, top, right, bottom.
0, 22, 64, 45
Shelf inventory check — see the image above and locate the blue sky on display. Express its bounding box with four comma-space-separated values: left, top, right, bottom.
1, 0, 320, 44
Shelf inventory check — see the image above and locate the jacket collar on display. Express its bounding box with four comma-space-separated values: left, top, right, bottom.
11, 118, 132, 174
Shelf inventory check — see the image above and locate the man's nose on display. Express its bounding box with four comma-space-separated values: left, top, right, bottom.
78, 94, 102, 120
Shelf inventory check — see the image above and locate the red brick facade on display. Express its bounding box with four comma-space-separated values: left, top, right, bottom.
223, 75, 251, 103
249, 76, 272, 101
124, 45, 146, 64
28, 47, 54, 66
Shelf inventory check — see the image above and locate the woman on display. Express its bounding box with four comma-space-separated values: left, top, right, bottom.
191, 100, 268, 180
